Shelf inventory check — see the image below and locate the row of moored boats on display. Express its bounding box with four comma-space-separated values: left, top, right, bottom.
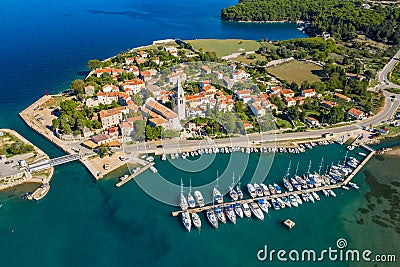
179, 154, 362, 232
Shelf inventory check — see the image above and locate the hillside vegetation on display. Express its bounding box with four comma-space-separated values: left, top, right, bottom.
221, 0, 400, 44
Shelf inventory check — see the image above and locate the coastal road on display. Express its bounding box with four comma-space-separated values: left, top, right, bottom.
123, 49, 400, 154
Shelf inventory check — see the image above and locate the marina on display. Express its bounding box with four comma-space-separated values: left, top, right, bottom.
172, 147, 376, 231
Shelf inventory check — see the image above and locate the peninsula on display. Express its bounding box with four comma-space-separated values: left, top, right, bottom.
0, 128, 53, 196
19, 35, 400, 182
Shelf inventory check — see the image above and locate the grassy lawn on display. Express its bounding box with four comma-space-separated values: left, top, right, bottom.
275, 117, 292, 129
389, 63, 400, 86
267, 60, 323, 85
42, 95, 66, 108
186, 39, 261, 57
231, 53, 266, 64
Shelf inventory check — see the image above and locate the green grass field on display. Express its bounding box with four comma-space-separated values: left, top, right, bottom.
267, 60, 323, 85
231, 53, 266, 64
186, 39, 261, 57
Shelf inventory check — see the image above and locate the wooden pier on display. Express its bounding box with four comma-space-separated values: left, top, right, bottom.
115, 162, 155, 187
343, 148, 375, 185
172, 149, 376, 217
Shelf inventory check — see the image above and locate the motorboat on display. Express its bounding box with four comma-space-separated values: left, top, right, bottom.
181, 211, 192, 232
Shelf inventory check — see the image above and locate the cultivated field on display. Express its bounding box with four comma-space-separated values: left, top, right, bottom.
267, 60, 323, 85
187, 39, 261, 57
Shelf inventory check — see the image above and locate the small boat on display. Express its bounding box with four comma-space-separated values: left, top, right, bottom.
187, 179, 195, 208
250, 202, 264, 220
215, 206, 226, 224
119, 174, 129, 181
268, 184, 276, 195
213, 187, 223, 204
283, 178, 294, 192
254, 183, 264, 197
307, 193, 315, 203
274, 183, 282, 194
312, 191, 320, 201
347, 146, 355, 151
295, 194, 302, 205
301, 193, 309, 202
225, 204, 237, 224
194, 191, 205, 207
322, 189, 329, 197
236, 185, 244, 199
181, 211, 192, 232
257, 198, 269, 213
289, 195, 298, 207
234, 203, 244, 218
342, 185, 350, 190
260, 183, 270, 196
276, 198, 286, 208
328, 189, 336, 197
358, 152, 367, 157
348, 182, 359, 189
161, 154, 166, 160
270, 199, 280, 210
242, 203, 252, 218
229, 187, 238, 201
179, 180, 188, 210
229, 174, 238, 201
191, 213, 201, 229
282, 196, 291, 207
247, 184, 257, 198
206, 209, 218, 229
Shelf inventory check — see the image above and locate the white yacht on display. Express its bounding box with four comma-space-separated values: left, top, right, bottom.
206, 209, 218, 229
234, 203, 244, 218
254, 183, 264, 197
181, 211, 192, 232
261, 183, 270, 196
257, 199, 269, 213
242, 203, 252, 218
215, 206, 226, 224
179, 180, 188, 210
247, 184, 257, 198
250, 202, 264, 220
236, 185, 244, 199
191, 212, 201, 230
194, 191, 205, 207
187, 179, 196, 208
213, 187, 223, 204
312, 191, 320, 201
225, 204, 237, 224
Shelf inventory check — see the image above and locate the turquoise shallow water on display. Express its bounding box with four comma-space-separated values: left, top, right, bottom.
0, 0, 399, 266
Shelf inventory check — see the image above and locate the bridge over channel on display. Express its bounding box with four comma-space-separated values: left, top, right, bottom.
28, 154, 80, 172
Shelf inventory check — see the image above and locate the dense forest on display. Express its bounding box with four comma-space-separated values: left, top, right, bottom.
221, 0, 400, 44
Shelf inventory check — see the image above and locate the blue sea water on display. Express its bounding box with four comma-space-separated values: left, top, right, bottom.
1, 1, 399, 267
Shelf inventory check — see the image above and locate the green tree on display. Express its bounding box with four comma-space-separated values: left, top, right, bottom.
87, 59, 103, 70
70, 79, 86, 95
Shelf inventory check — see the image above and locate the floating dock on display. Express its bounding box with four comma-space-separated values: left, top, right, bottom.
115, 162, 155, 187
172, 149, 375, 217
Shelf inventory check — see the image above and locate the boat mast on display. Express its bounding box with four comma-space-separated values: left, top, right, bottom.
295, 162, 299, 177
286, 160, 292, 178
180, 178, 184, 194
343, 151, 348, 164
216, 170, 219, 188
318, 158, 324, 175
189, 178, 192, 194
307, 160, 312, 177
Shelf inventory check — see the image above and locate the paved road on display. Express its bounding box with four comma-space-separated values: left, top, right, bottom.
124, 49, 400, 154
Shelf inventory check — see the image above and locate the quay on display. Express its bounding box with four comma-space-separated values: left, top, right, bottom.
171, 148, 376, 217
343, 145, 376, 185
115, 162, 155, 187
